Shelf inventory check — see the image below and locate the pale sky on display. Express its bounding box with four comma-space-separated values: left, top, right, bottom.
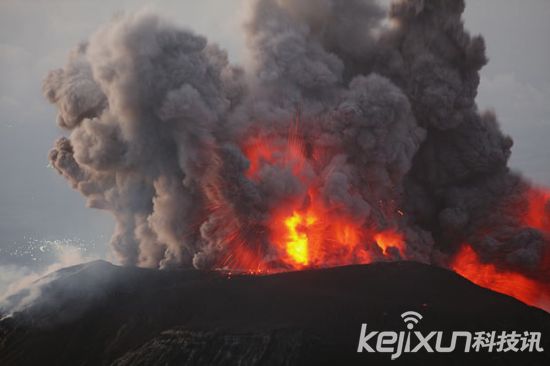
0, 0, 549, 273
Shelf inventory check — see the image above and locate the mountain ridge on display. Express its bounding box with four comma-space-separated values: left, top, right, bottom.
1, 260, 549, 365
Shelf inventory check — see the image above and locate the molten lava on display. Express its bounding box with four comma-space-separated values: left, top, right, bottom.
374, 230, 405, 256
239, 122, 407, 271
270, 202, 369, 269
452, 244, 550, 312
523, 187, 550, 232
284, 211, 316, 266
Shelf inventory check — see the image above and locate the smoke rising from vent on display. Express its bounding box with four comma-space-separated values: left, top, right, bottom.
44, 0, 549, 297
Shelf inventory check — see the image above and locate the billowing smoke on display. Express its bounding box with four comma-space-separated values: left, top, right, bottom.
44, 0, 549, 290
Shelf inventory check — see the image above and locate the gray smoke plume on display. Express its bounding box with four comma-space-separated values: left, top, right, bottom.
44, 0, 549, 285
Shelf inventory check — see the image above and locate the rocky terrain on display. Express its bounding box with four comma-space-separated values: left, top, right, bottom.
0, 261, 549, 365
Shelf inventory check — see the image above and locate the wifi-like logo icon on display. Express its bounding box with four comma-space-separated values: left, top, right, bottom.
401, 311, 423, 330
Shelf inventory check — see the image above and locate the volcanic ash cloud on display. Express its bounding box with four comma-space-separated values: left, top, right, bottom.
44, 0, 550, 302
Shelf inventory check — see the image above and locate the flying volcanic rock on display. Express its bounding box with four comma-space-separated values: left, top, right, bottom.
44, 0, 549, 307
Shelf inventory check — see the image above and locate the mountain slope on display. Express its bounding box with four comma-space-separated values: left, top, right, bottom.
1, 261, 549, 365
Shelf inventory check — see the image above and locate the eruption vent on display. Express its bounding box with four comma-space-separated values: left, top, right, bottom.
44, 0, 549, 310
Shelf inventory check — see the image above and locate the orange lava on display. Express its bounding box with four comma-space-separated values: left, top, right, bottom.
452, 244, 550, 312
283, 211, 316, 266
270, 201, 369, 269
240, 122, 405, 270
374, 230, 405, 256
243, 119, 309, 183
523, 188, 550, 233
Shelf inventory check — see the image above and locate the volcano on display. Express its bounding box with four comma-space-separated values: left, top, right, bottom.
1, 260, 549, 365
12, 1, 550, 364
42, 0, 550, 310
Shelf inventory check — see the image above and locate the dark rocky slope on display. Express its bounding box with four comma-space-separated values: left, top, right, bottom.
0, 261, 549, 365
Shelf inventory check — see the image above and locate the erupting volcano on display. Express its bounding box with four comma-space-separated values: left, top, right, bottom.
44, 0, 550, 312
237, 121, 406, 271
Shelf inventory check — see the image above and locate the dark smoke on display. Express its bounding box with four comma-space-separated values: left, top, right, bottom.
44, 0, 549, 283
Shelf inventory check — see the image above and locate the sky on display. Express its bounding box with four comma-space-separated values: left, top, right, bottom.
0, 0, 549, 282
